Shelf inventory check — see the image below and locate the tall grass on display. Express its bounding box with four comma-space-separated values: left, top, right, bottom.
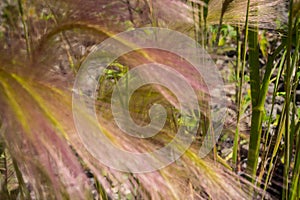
201, 0, 299, 198
240, 1, 300, 199
0, 0, 298, 199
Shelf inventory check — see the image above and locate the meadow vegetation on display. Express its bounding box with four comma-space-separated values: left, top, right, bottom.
0, 0, 299, 199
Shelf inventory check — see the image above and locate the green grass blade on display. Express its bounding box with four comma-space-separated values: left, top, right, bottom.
283, 0, 295, 198
245, 0, 261, 182
290, 120, 300, 200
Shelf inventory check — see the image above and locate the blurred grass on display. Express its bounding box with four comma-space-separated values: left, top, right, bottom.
0, 0, 298, 199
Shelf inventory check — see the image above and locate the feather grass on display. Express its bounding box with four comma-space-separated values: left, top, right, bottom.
0, 0, 291, 199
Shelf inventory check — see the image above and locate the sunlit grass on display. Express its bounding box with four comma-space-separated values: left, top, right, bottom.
0, 0, 298, 199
